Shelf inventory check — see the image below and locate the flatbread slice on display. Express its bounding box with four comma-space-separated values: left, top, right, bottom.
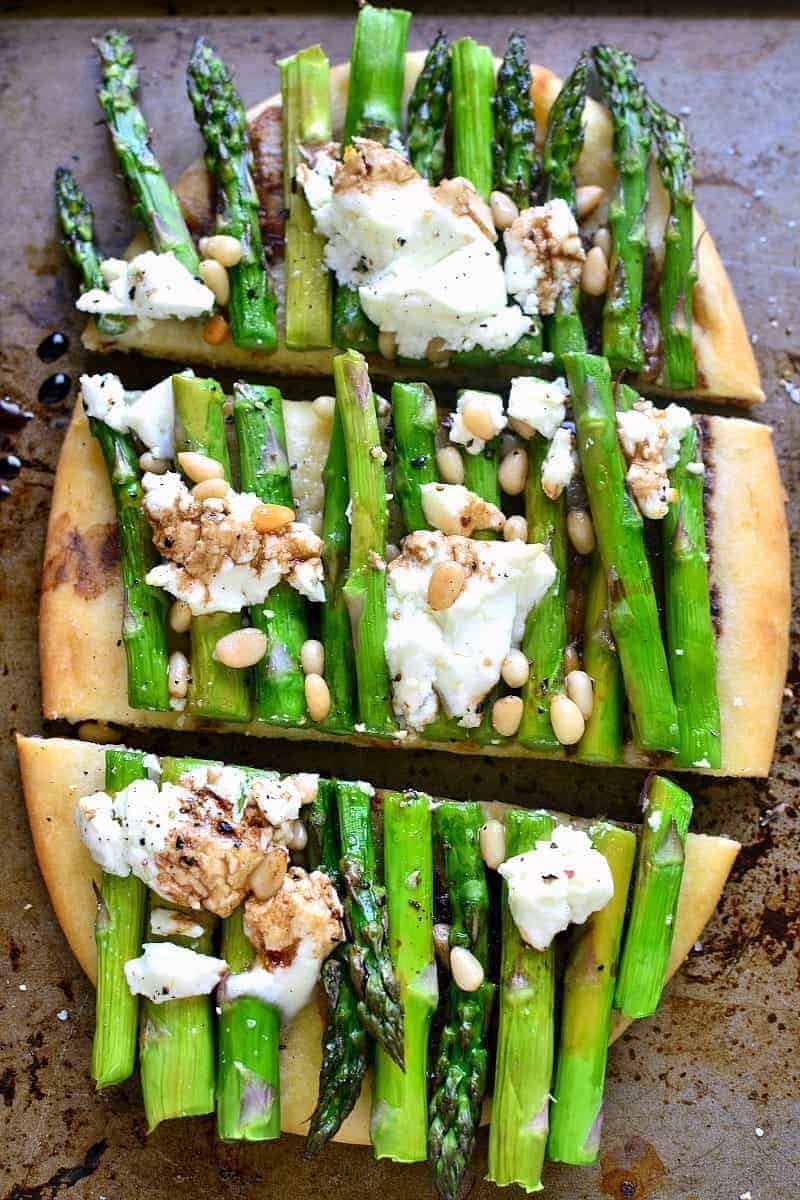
39, 400, 789, 776
17, 733, 741, 1143
82, 52, 763, 406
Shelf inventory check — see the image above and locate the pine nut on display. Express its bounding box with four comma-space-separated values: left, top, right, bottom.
305, 673, 331, 722
378, 330, 397, 360
168, 650, 191, 698
169, 599, 192, 634
479, 819, 507, 870
428, 561, 466, 611
575, 184, 605, 220
462, 394, 499, 443
593, 227, 612, 258
313, 394, 336, 423
566, 669, 594, 720
252, 502, 295, 533
202, 313, 230, 345
213, 627, 267, 669
509, 416, 535, 439
300, 638, 324, 676
581, 246, 609, 297
503, 515, 528, 543
198, 236, 211, 257
567, 509, 596, 555
498, 447, 528, 496
426, 337, 451, 365
178, 451, 225, 483
492, 694, 524, 737
77, 721, 123, 744
192, 477, 229, 501
249, 849, 288, 900
450, 946, 485, 992
563, 642, 581, 677
436, 444, 465, 485
199, 258, 230, 305
550, 694, 585, 745
490, 190, 519, 231
204, 234, 244, 267
139, 451, 170, 474
287, 819, 308, 851
294, 773, 319, 806
501, 649, 530, 689
433, 922, 451, 969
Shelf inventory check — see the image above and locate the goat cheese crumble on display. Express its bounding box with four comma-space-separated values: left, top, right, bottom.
507, 376, 569, 440
448, 390, 507, 455
541, 426, 577, 500
504, 199, 586, 316
76, 251, 214, 323
125, 942, 227, 1003
616, 400, 694, 519
80, 371, 184, 460
420, 482, 506, 537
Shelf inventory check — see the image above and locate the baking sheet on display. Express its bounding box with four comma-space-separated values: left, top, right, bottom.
0, 9, 798, 1199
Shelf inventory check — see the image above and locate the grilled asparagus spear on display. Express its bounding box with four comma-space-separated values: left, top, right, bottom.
319, 404, 356, 733
392, 382, 440, 532
407, 32, 451, 182
493, 32, 538, 210
54, 167, 127, 337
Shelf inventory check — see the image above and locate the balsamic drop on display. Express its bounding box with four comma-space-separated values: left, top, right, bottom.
0, 398, 33, 432
0, 454, 21, 480
38, 372, 71, 405
0, 483, 10, 501
36, 331, 70, 362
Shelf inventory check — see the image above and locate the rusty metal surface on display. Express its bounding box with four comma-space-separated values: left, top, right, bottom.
0, 9, 798, 1200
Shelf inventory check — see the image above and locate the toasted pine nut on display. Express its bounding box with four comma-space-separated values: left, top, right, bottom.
78, 721, 123, 744
461, 394, 499, 443
509, 416, 535, 439
492, 694, 524, 737
300, 639, 324, 676
178, 451, 225, 483
426, 337, 451, 365
433, 922, 451, 969
567, 509, 596, 555
249, 849, 288, 900
169, 599, 192, 634
198, 236, 211, 257
313, 394, 336, 423
450, 946, 485, 992
378, 330, 398, 360
436, 445, 465, 485
168, 650, 191, 698
575, 184, 605, 220
252, 502, 295, 533
479, 819, 507, 870
213, 628, 267, 669
503, 515, 528, 543
593, 227, 612, 258
501, 649, 530, 689
192, 477, 229, 501
490, 190, 519, 231
563, 643, 581, 677
550, 694, 585, 745
305, 673, 331, 722
287, 819, 308, 851
566, 669, 594, 720
204, 234, 244, 267
428, 561, 466, 611
581, 245, 609, 297
199, 257, 230, 305
294, 773, 319, 806
202, 313, 230, 345
498, 447, 528, 496
139, 451, 170, 474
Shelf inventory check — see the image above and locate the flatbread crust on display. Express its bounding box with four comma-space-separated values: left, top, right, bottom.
16, 733, 741, 1144
82, 52, 763, 406
39, 400, 789, 776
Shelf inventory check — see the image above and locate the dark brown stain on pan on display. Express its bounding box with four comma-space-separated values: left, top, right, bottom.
41, 514, 120, 598
600, 1135, 666, 1198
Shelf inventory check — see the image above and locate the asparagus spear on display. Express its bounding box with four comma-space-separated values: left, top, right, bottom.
280, 46, 333, 350
541, 53, 590, 362
564, 353, 678, 752
577, 553, 624, 764
592, 45, 651, 373
493, 32, 538, 210
335, 351, 396, 736
187, 38, 278, 352
663, 422, 721, 767
233, 382, 307, 726
518, 433, 568, 753
88, 420, 170, 711
547, 822, 636, 1165
372, 790, 437, 1163
650, 99, 696, 390
336, 780, 404, 1067
392, 382, 439, 532
429, 802, 494, 1200
488, 809, 556, 1192
407, 32, 451, 182
615, 775, 693, 1018
54, 167, 127, 338
172, 374, 251, 723
451, 38, 495, 200
91, 749, 148, 1088
335, 4, 410, 352
461, 431, 501, 544
319, 405, 357, 733
306, 779, 370, 1154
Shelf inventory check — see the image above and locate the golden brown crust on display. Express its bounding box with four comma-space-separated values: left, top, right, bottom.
81, 54, 763, 405
16, 733, 740, 1143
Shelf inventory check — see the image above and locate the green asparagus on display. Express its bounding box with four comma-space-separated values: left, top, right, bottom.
319, 404, 357, 733
577, 553, 624, 764
392, 382, 439, 532
407, 32, 451, 182
451, 38, 495, 200
493, 32, 538, 210
54, 167, 127, 337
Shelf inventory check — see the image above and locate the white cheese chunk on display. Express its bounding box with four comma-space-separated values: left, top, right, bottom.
507, 376, 569, 440
124, 942, 227, 1003
249, 773, 318, 827
420, 483, 505, 537
77, 250, 214, 322
504, 199, 585, 316
80, 371, 182, 460
75, 789, 130, 877
385, 532, 556, 730
149, 908, 205, 940
222, 938, 325, 1025
283, 401, 331, 536
498, 825, 614, 950
616, 400, 694, 520
449, 390, 507, 455
541, 427, 577, 500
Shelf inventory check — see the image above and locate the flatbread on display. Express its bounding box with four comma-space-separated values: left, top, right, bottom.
81, 52, 764, 406
16, 733, 741, 1143
39, 401, 790, 776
